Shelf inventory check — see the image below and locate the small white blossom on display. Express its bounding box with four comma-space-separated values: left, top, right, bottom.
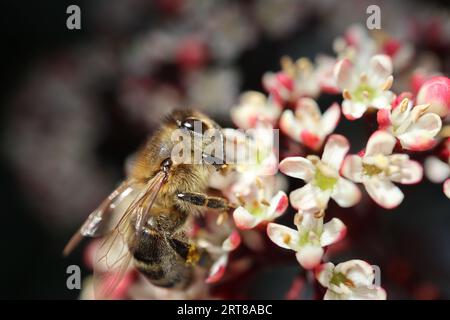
334, 54, 395, 120
233, 188, 288, 230
231, 91, 281, 129
279, 135, 361, 216
342, 131, 423, 209
377, 97, 442, 151
280, 98, 340, 150
267, 213, 346, 269
316, 260, 387, 300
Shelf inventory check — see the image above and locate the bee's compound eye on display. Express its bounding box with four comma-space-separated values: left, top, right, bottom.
161, 158, 172, 173
181, 118, 207, 135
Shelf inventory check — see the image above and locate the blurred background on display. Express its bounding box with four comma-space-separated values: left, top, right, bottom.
0, 0, 449, 299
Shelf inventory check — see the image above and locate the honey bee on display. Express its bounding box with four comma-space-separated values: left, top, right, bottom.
64, 109, 234, 298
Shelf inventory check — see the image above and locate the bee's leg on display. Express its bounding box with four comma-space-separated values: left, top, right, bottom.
177, 192, 236, 211
168, 236, 213, 268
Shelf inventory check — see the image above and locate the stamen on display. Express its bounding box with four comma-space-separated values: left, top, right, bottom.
343, 279, 355, 288
237, 195, 246, 206
360, 73, 368, 82
261, 199, 270, 206
400, 98, 409, 112
306, 155, 320, 164
255, 177, 264, 189
314, 209, 325, 219
296, 57, 313, 73
294, 212, 303, 225
283, 233, 291, 245
281, 56, 295, 76
382, 75, 394, 91
343, 89, 352, 100
362, 90, 370, 99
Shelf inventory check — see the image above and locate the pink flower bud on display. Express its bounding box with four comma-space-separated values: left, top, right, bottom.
416, 76, 450, 117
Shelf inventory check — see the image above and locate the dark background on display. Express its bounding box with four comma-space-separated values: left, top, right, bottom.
0, 0, 449, 299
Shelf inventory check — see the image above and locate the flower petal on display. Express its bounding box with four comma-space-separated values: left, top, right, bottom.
416, 76, 450, 117
368, 54, 393, 85
334, 58, 355, 89
289, 183, 329, 214
342, 99, 367, 120
295, 245, 324, 269
320, 102, 341, 136
233, 207, 260, 230
323, 290, 341, 300
280, 109, 301, 142
321, 218, 347, 247
365, 130, 396, 156
341, 155, 364, 183
424, 157, 450, 183
335, 259, 375, 287
364, 178, 404, 209
321, 134, 350, 171
296, 98, 321, 119
348, 286, 387, 300
377, 108, 392, 130
222, 230, 241, 251
331, 177, 361, 207
315, 262, 335, 288
389, 159, 423, 185
266, 191, 289, 219
397, 113, 442, 151
266, 223, 299, 250
206, 254, 228, 283
444, 179, 450, 199
370, 91, 394, 109
279, 157, 315, 181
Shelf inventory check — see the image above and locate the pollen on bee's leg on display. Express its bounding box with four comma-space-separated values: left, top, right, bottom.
185, 244, 200, 265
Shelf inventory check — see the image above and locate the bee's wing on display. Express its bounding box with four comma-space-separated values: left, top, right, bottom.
63, 181, 136, 256
93, 171, 167, 299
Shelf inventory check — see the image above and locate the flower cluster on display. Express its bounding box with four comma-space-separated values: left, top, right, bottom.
226, 25, 449, 300
54, 16, 448, 300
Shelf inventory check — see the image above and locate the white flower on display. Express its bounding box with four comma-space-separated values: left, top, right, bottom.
231, 91, 281, 129
267, 214, 346, 269
203, 230, 242, 283
280, 98, 341, 150
377, 97, 442, 151
233, 190, 288, 230
334, 54, 395, 120
279, 135, 361, 216
316, 260, 386, 300
223, 125, 279, 177
333, 24, 413, 72
342, 131, 423, 209
262, 56, 322, 105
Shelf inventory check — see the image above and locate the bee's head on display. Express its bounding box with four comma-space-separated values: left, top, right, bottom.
168, 109, 226, 169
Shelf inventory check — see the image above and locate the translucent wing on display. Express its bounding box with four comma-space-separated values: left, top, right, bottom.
93, 171, 167, 299
63, 180, 136, 256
